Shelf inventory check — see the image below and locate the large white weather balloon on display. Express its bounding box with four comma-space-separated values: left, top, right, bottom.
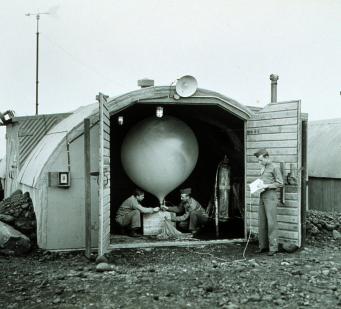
121, 115, 199, 204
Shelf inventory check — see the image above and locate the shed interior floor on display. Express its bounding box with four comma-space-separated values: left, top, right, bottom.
110, 217, 244, 244
110, 103, 245, 242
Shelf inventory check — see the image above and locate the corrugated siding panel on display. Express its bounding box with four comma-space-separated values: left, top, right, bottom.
245, 101, 302, 246
18, 105, 97, 188
308, 119, 341, 178
308, 177, 341, 212
18, 115, 68, 168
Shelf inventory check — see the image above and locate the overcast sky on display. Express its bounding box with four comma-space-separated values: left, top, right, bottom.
1, 0, 341, 158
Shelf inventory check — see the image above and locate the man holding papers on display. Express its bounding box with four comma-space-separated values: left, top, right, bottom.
253, 148, 283, 256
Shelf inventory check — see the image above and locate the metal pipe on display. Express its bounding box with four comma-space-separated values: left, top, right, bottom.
270, 74, 279, 103
36, 15, 40, 115
84, 118, 92, 258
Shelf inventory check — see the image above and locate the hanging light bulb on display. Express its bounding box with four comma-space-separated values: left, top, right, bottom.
118, 116, 124, 125
156, 106, 163, 118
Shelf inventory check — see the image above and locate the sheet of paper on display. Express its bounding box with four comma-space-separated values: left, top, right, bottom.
249, 178, 264, 194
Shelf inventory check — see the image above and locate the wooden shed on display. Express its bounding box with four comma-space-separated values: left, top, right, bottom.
3, 80, 308, 253
308, 118, 341, 212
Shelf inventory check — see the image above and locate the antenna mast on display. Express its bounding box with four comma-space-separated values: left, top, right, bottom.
25, 11, 49, 115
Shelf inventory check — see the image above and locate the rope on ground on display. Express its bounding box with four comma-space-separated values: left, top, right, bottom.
237, 191, 253, 261
184, 247, 230, 263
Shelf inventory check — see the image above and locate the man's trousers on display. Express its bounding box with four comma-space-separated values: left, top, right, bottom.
116, 210, 141, 229
178, 211, 208, 231
258, 190, 279, 252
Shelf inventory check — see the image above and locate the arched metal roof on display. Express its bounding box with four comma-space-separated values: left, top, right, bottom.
18, 103, 98, 187
17, 86, 253, 187
106, 86, 253, 120
308, 118, 341, 179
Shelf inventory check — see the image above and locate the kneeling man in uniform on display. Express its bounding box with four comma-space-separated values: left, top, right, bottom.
161, 188, 208, 235
115, 189, 159, 237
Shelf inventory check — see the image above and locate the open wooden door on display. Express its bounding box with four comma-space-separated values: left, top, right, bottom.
245, 100, 302, 247
98, 93, 111, 256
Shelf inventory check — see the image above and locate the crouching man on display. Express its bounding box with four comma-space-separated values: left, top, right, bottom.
161, 188, 208, 235
115, 189, 159, 237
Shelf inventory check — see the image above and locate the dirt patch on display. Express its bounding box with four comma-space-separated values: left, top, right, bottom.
1, 213, 341, 308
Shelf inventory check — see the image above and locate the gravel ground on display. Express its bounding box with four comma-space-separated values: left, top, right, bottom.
1, 211, 341, 309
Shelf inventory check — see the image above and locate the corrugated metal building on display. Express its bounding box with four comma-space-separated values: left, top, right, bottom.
3, 81, 308, 252
308, 118, 341, 212
5, 104, 99, 249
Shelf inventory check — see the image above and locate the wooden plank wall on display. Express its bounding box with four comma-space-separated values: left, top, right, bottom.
246, 101, 301, 246
99, 99, 111, 255
308, 177, 341, 212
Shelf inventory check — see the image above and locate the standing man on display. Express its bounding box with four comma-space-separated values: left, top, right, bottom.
161, 188, 208, 235
254, 149, 283, 256
115, 189, 159, 237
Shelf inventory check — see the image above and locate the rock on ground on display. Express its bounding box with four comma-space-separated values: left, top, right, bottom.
0, 210, 340, 308
0, 190, 37, 244
0, 221, 31, 255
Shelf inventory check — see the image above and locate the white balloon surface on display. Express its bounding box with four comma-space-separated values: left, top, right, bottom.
121, 116, 199, 203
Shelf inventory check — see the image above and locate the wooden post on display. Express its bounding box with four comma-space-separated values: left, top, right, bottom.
84, 118, 91, 258
301, 120, 308, 246
280, 162, 285, 205
214, 168, 219, 238
97, 93, 110, 256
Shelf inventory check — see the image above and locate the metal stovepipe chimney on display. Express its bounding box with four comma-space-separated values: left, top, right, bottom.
270, 74, 279, 103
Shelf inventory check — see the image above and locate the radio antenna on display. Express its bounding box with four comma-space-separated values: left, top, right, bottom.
25, 11, 50, 115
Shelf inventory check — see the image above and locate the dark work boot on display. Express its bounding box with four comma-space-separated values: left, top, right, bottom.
118, 226, 127, 235
256, 248, 269, 254
129, 228, 140, 237
191, 229, 201, 238
267, 251, 278, 256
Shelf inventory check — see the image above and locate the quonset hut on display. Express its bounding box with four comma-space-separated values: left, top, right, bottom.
3, 77, 308, 253
308, 118, 341, 212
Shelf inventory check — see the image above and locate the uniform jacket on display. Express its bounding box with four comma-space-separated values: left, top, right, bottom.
116, 195, 154, 219
167, 197, 207, 222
